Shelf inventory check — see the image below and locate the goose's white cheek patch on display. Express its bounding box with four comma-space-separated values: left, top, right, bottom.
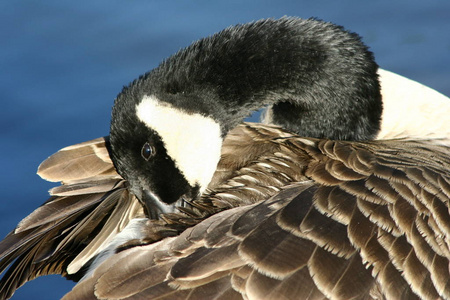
136, 95, 222, 192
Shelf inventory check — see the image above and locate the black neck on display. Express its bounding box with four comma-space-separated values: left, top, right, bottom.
126, 17, 382, 141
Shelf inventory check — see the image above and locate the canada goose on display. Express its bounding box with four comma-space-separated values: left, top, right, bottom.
0, 17, 449, 299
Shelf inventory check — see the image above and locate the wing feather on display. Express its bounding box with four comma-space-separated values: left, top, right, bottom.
0, 137, 143, 299
2, 124, 449, 300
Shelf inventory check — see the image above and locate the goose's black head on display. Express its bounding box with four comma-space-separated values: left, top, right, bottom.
110, 89, 223, 217
109, 17, 382, 218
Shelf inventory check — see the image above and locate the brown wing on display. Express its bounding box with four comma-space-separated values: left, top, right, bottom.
63, 128, 450, 300
0, 137, 146, 299
0, 125, 295, 299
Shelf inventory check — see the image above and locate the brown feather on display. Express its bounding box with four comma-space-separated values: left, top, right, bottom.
37, 137, 118, 184
0, 137, 142, 299
1, 123, 449, 300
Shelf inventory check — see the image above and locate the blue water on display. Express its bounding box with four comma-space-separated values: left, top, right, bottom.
1, 1, 449, 299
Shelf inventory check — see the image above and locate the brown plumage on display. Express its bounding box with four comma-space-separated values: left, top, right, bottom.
1, 17, 449, 300
1, 123, 449, 299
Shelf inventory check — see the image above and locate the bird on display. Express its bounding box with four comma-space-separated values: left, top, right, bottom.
0, 17, 449, 300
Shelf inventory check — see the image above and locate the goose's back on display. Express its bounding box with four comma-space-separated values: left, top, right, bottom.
62, 123, 450, 300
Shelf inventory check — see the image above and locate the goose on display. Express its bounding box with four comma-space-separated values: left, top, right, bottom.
0, 17, 449, 300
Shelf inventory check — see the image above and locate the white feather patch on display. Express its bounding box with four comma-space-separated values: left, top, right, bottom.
136, 95, 222, 191
81, 218, 149, 281
377, 69, 450, 145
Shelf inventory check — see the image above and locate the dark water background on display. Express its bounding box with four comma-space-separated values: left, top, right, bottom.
1, 1, 449, 299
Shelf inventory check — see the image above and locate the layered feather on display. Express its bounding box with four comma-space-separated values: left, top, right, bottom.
0, 138, 147, 299
6, 123, 443, 300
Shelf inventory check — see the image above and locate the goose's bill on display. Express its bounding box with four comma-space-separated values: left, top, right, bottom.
140, 189, 179, 219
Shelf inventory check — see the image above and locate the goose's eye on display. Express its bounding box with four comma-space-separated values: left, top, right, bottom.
141, 142, 155, 161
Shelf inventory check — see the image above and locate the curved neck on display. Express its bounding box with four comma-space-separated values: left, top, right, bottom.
133, 17, 382, 141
